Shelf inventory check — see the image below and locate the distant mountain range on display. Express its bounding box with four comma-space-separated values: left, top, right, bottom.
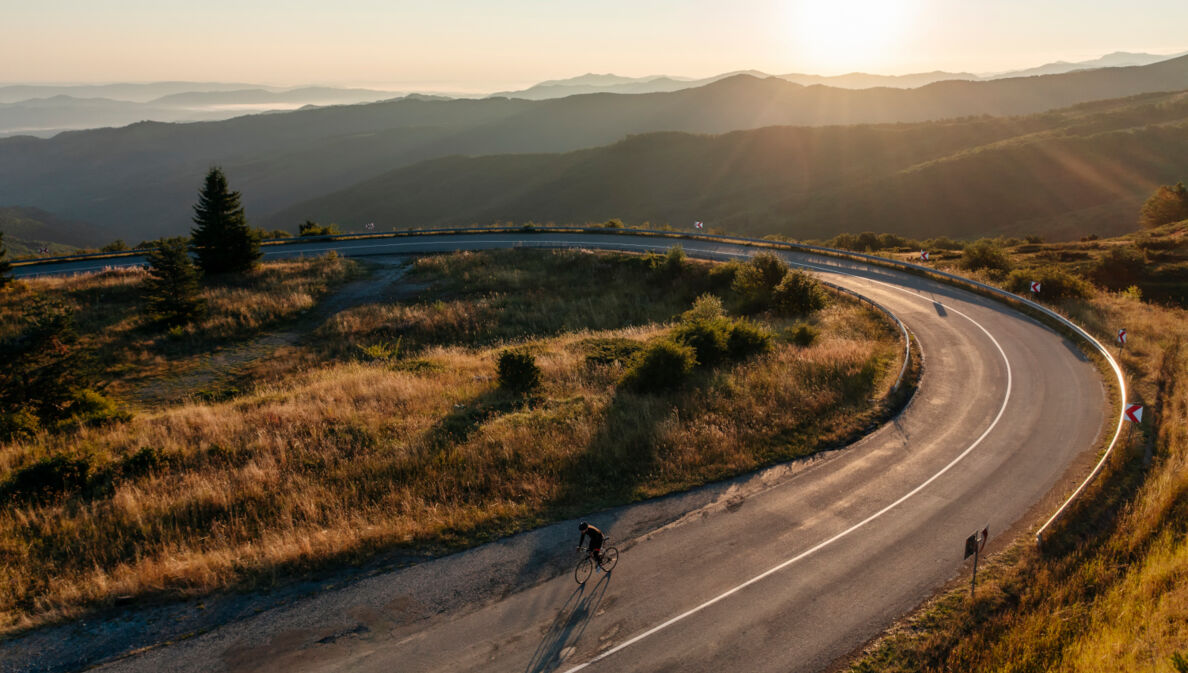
490, 51, 1188, 99
0, 86, 404, 137
266, 90, 1188, 242
2, 53, 1188, 245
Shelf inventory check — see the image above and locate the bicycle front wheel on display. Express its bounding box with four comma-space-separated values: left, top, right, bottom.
575, 556, 593, 584
598, 546, 619, 572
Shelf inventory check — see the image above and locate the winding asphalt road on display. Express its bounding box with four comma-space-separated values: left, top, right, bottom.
10, 233, 1107, 672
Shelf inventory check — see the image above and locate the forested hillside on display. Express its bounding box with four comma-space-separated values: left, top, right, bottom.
269, 91, 1188, 241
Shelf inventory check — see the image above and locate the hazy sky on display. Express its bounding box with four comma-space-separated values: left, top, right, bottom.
2, 0, 1186, 91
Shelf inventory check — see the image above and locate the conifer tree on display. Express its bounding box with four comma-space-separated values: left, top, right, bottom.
0, 231, 11, 288
143, 238, 206, 326
189, 167, 260, 274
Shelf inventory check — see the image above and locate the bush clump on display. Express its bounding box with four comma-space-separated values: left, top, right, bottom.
727, 320, 773, 358
582, 337, 644, 367
497, 348, 542, 393
732, 253, 790, 313
653, 245, 687, 279
1008, 266, 1092, 301
960, 240, 1013, 273
620, 340, 696, 393
786, 323, 820, 347
1089, 245, 1147, 290
773, 269, 829, 316
1, 453, 95, 503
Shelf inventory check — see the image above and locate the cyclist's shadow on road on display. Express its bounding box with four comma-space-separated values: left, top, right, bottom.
523, 574, 612, 673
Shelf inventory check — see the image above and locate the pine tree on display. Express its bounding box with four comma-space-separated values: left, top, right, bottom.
143, 238, 206, 326
189, 167, 261, 275
0, 231, 11, 288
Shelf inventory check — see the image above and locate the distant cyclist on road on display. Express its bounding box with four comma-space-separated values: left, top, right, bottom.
577, 522, 605, 565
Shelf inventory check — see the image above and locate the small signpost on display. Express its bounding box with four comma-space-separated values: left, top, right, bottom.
964, 525, 989, 597
694, 221, 704, 230
1030, 281, 1041, 294
365, 222, 375, 231
1117, 328, 1127, 352
1125, 404, 1143, 424
919, 250, 929, 262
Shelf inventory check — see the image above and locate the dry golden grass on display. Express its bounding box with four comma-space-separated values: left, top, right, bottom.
849, 226, 1188, 672
0, 249, 900, 635
0, 255, 358, 401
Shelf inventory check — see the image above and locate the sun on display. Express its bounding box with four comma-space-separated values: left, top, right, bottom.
790, 0, 918, 73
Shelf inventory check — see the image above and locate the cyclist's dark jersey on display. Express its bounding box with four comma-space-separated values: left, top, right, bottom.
579, 525, 604, 550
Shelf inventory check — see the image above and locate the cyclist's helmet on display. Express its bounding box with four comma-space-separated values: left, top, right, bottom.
579, 522, 589, 531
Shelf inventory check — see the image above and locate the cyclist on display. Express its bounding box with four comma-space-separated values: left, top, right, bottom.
577, 522, 605, 565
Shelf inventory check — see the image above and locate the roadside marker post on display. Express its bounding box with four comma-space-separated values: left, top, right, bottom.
1125, 404, 1142, 424
1030, 281, 1041, 294
1117, 328, 1127, 353
964, 526, 989, 598
919, 250, 929, 262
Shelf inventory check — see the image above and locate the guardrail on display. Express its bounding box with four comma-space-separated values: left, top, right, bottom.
14, 225, 1122, 540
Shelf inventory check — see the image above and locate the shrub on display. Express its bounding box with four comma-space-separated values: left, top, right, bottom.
786, 323, 819, 347
299, 220, 342, 237
497, 348, 541, 393
119, 447, 171, 478
829, 233, 860, 251
960, 240, 1013, 272
733, 253, 789, 312
67, 389, 132, 428
358, 338, 402, 363
1, 453, 94, 503
655, 245, 687, 278
621, 340, 696, 393
681, 294, 726, 323
1089, 246, 1147, 290
0, 408, 39, 441
727, 321, 773, 359
1135, 235, 1181, 252
924, 236, 964, 251
707, 261, 741, 290
671, 318, 730, 367
1007, 266, 1092, 301
772, 269, 828, 316
582, 337, 643, 367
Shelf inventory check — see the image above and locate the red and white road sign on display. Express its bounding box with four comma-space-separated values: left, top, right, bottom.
979, 526, 989, 552
919, 250, 929, 261
1125, 404, 1143, 423
1117, 328, 1127, 345
1030, 281, 1041, 293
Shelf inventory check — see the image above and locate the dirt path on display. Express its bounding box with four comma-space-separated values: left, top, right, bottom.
133, 257, 416, 406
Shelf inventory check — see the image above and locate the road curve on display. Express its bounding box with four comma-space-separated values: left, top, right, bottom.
12, 233, 1106, 673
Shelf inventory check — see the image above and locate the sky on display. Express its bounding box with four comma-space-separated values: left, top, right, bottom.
2, 0, 1186, 92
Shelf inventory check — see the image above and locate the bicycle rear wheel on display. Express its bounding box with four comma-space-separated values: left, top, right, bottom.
598, 546, 619, 572
575, 556, 593, 584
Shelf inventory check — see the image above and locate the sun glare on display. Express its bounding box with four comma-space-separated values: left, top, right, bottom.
790, 0, 918, 73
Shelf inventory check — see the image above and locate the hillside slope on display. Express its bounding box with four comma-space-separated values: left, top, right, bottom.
4, 55, 1188, 242
268, 91, 1188, 241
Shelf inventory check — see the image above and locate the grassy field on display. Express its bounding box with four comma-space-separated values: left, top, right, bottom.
848, 221, 1188, 671
0, 248, 902, 636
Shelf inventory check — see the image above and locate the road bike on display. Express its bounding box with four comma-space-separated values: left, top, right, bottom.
574, 539, 619, 584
